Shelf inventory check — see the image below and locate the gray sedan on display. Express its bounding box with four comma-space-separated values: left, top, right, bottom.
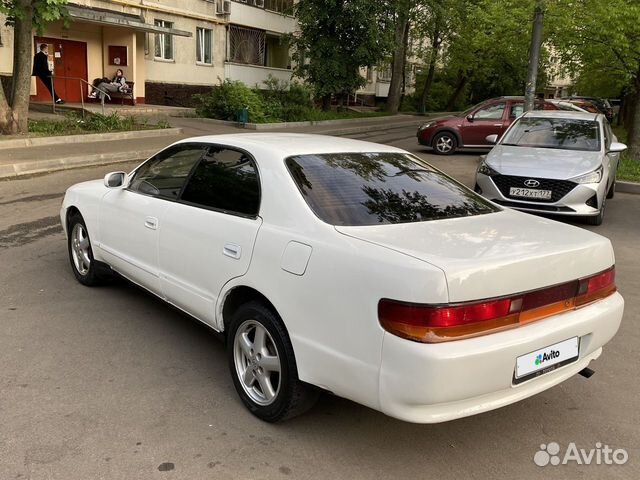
474, 111, 626, 225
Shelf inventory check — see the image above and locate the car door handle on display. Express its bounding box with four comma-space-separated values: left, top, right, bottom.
223, 243, 241, 260
493, 123, 503, 127
144, 216, 158, 230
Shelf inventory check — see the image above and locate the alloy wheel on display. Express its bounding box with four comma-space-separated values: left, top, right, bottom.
71, 223, 91, 276
233, 319, 282, 406
435, 135, 454, 153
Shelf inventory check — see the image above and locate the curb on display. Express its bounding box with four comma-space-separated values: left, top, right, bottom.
193, 114, 430, 130
617, 181, 640, 195
0, 149, 158, 180
0, 127, 183, 150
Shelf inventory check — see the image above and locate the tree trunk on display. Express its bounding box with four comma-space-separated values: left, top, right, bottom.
628, 77, 640, 161
446, 72, 468, 111
321, 94, 331, 111
1, 1, 34, 135
386, 0, 411, 114
419, 17, 442, 113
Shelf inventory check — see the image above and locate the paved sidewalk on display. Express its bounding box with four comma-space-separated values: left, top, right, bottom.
0, 114, 425, 179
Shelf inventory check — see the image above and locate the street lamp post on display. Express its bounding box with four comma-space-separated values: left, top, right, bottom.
524, 0, 544, 112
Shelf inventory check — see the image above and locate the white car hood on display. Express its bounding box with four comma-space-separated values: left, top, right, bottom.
487, 145, 602, 179
336, 210, 614, 302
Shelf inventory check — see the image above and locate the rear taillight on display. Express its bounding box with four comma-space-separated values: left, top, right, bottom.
379, 267, 616, 343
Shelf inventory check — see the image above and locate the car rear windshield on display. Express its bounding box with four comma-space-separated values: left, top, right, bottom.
501, 117, 600, 151
285, 152, 499, 226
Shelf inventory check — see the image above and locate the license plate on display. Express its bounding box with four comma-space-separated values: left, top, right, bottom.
509, 187, 552, 199
514, 337, 579, 384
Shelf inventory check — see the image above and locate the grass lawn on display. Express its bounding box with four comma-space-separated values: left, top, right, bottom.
26, 113, 168, 136
612, 126, 640, 183
300, 110, 390, 122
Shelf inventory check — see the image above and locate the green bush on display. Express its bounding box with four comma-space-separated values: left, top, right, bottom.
259, 75, 315, 122
27, 112, 154, 135
194, 80, 266, 123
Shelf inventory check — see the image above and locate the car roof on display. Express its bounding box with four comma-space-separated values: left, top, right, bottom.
173, 133, 406, 157
520, 110, 601, 121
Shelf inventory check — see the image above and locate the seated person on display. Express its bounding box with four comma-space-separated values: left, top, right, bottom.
88, 69, 128, 100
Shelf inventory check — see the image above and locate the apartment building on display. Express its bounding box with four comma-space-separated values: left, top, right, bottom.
0, 0, 297, 106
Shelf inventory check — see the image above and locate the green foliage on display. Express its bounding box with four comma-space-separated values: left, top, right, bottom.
292, 0, 393, 100
1, 0, 69, 33
194, 80, 267, 123
193, 76, 386, 123
259, 75, 314, 122
27, 112, 160, 136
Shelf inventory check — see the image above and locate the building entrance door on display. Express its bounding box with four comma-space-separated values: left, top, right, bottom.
33, 37, 88, 103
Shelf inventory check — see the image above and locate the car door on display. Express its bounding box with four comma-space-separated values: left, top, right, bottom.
460, 101, 507, 146
97, 143, 207, 296
157, 145, 263, 325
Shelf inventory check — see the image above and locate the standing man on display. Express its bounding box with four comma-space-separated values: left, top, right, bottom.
32, 44, 64, 104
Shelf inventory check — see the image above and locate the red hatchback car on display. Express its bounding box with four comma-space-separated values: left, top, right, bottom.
417, 96, 559, 155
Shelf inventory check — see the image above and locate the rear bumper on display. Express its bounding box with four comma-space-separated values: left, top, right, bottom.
378, 292, 623, 423
476, 173, 606, 216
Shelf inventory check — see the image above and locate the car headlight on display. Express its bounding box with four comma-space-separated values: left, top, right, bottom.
572, 166, 603, 184
478, 159, 499, 176
419, 121, 436, 131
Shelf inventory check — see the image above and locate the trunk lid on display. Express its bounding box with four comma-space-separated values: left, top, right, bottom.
335, 210, 614, 302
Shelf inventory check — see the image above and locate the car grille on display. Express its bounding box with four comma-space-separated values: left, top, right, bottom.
491, 175, 577, 203
493, 200, 576, 212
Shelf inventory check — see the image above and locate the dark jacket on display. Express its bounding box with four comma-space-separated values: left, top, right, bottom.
32, 51, 51, 77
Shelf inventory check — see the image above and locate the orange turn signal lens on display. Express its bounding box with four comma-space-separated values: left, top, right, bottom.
379, 267, 616, 343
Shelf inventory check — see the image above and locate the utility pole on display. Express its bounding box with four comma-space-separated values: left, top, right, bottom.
524, 0, 544, 112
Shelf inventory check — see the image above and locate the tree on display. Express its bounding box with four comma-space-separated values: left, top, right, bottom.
385, 0, 411, 114
292, 0, 392, 110
0, 0, 68, 135
549, 0, 640, 160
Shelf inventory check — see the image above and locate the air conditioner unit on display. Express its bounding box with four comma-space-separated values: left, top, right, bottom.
216, 0, 231, 15
254, 0, 265, 7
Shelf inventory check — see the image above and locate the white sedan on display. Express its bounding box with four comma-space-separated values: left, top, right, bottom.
60, 134, 624, 423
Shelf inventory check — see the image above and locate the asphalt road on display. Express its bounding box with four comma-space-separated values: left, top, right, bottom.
0, 129, 638, 480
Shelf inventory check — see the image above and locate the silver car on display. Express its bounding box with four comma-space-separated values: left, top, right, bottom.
475, 111, 626, 225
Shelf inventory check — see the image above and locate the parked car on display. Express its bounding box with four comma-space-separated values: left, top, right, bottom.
561, 96, 613, 122
417, 96, 559, 155
561, 98, 601, 115
475, 111, 626, 225
61, 134, 623, 423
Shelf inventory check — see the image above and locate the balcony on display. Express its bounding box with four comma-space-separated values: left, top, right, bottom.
225, 63, 293, 88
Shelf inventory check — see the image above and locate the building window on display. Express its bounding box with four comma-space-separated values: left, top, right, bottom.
196, 27, 212, 64
229, 25, 265, 66
154, 20, 174, 60
264, 0, 294, 14
377, 65, 392, 82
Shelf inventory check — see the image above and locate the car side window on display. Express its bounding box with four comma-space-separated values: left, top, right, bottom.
510, 103, 524, 118
474, 103, 506, 120
180, 146, 260, 217
129, 144, 206, 199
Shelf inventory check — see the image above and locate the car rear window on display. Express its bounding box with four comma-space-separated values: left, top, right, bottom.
501, 117, 600, 151
286, 152, 499, 226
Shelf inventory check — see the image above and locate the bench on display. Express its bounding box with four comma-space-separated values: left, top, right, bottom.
87, 81, 135, 106
106, 81, 135, 106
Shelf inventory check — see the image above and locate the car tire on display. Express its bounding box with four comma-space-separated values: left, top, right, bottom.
67, 212, 111, 286
227, 301, 319, 422
606, 178, 615, 199
432, 131, 458, 155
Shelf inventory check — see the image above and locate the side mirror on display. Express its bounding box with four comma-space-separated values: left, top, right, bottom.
104, 171, 127, 188
608, 142, 627, 153
486, 134, 499, 144
466, 114, 474, 122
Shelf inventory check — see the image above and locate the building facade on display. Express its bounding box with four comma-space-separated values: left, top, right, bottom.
0, 0, 297, 106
